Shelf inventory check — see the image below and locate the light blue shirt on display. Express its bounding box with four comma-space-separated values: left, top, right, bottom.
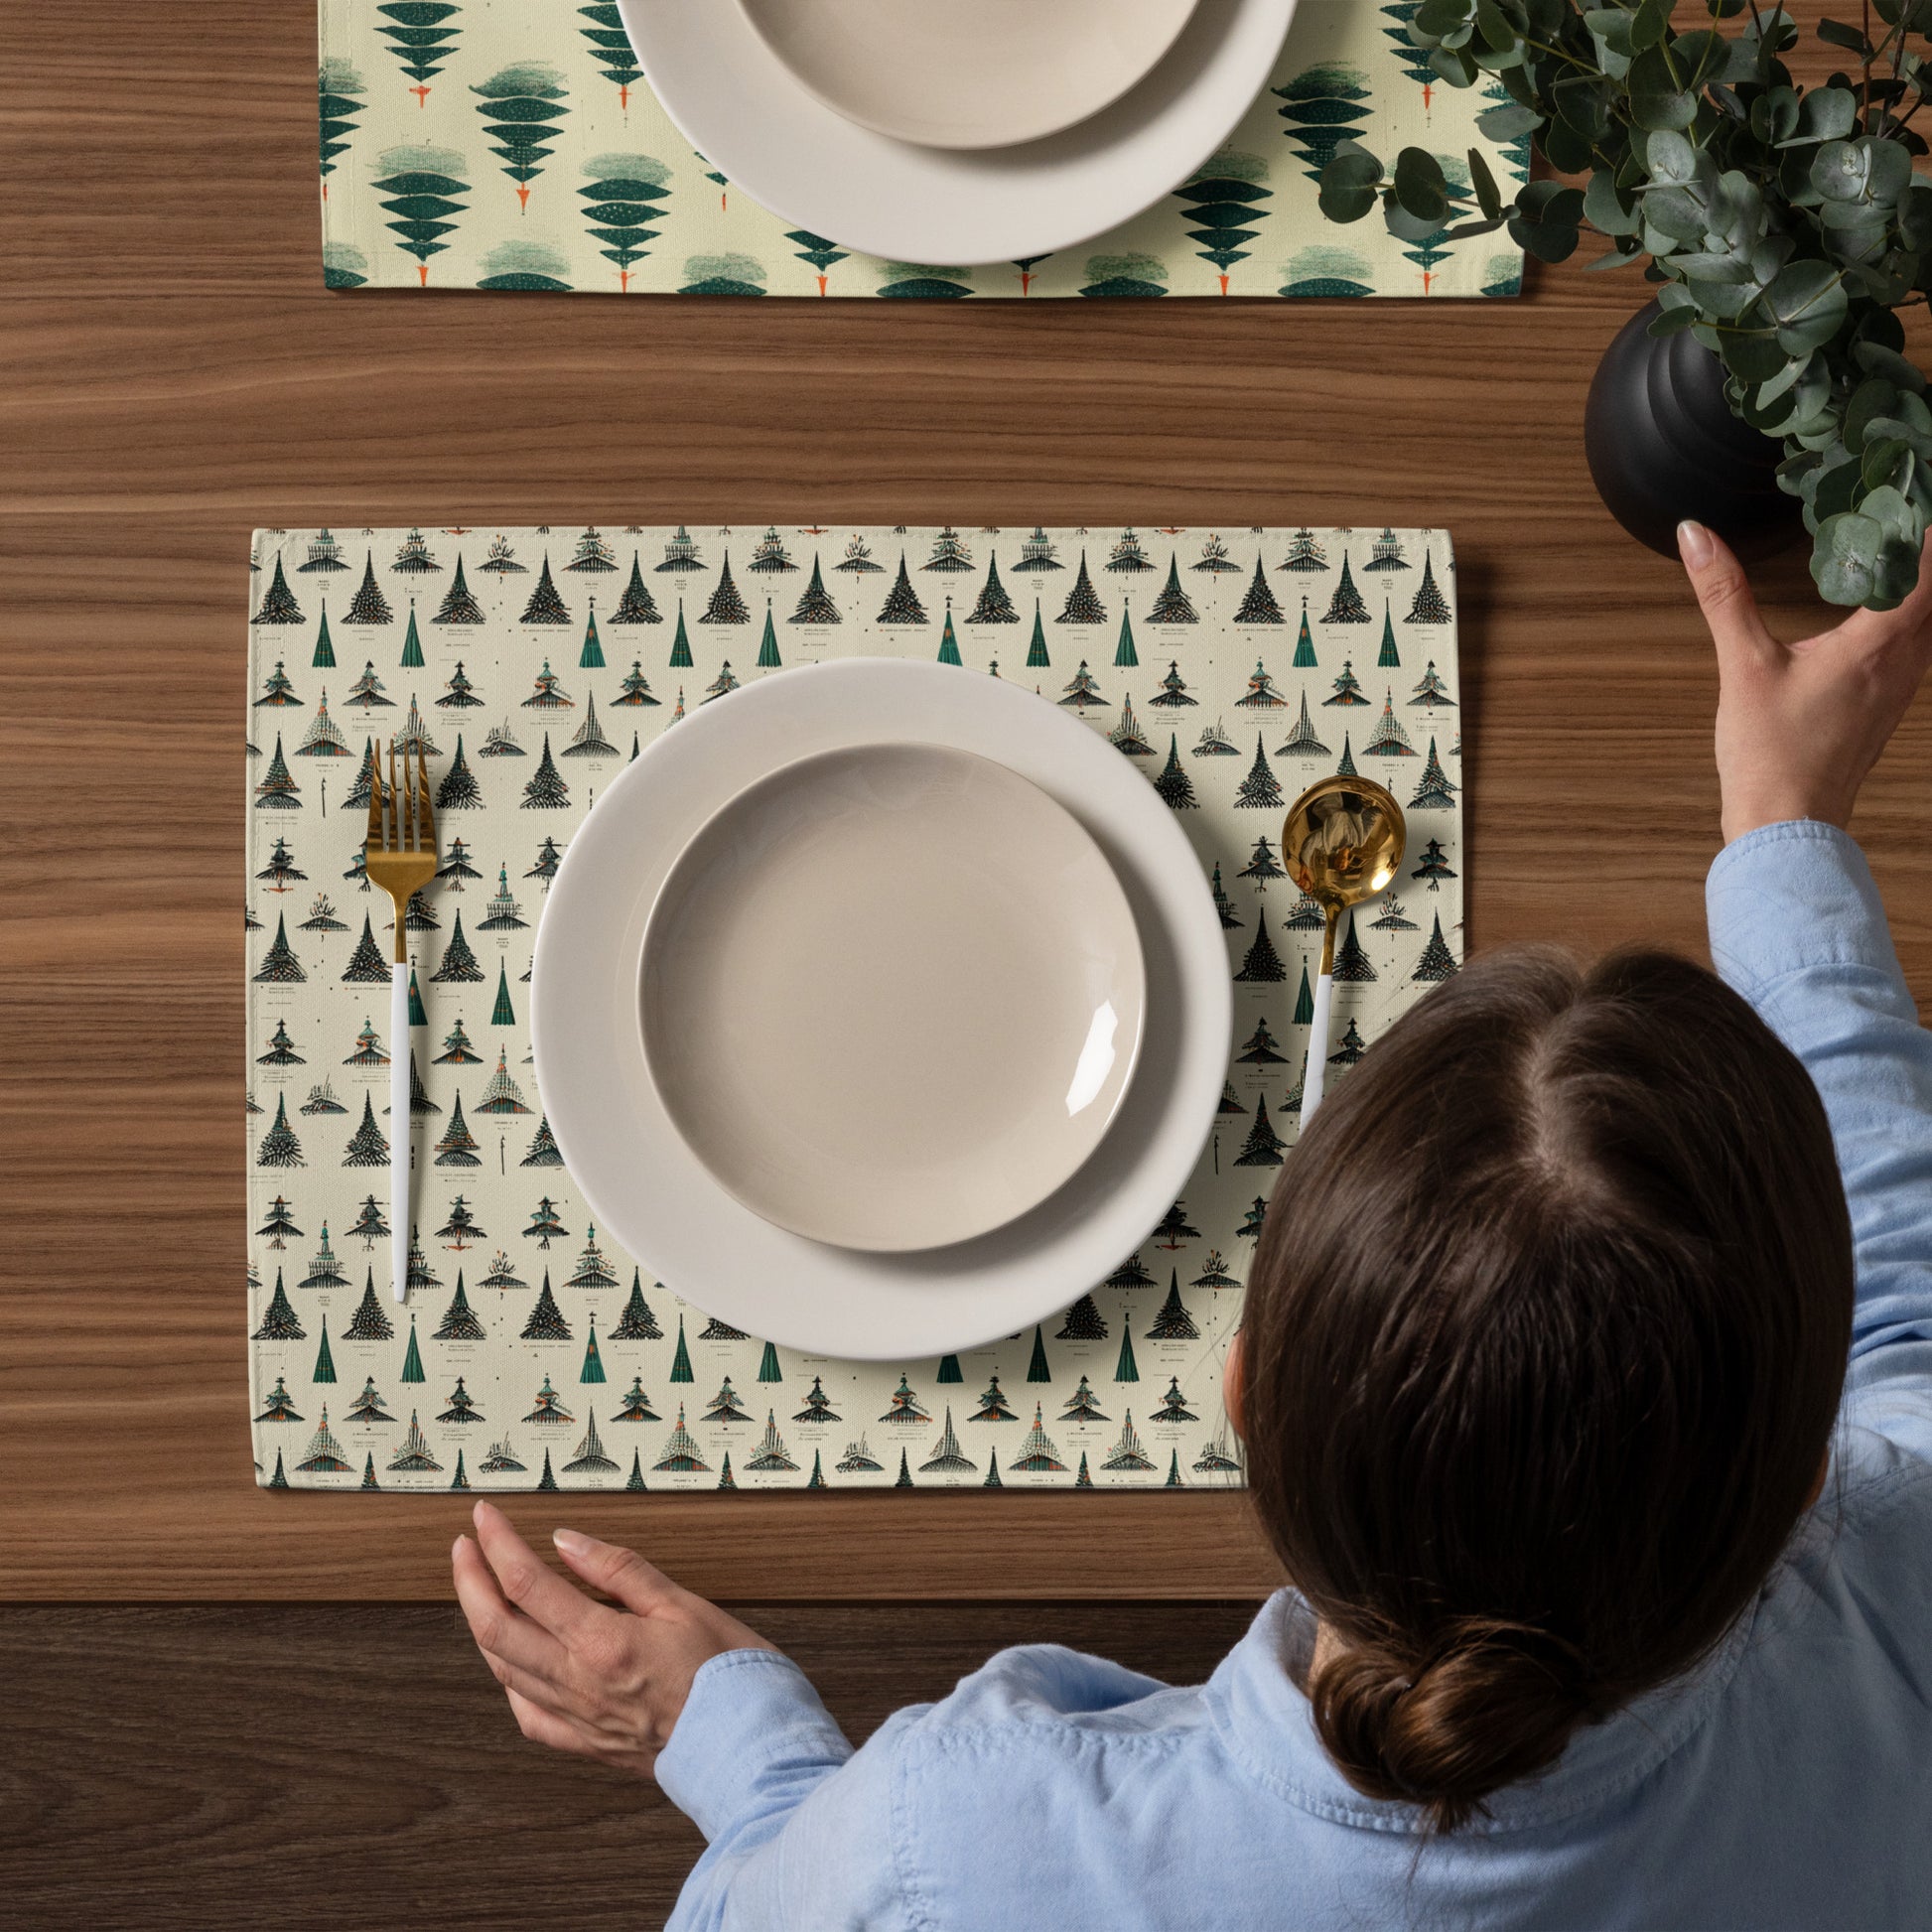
658, 821, 1932, 1931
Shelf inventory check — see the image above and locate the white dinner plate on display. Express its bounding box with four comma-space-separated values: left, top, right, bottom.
532, 658, 1230, 1360
641, 742, 1147, 1252
736, 0, 1202, 152
616, 0, 1299, 266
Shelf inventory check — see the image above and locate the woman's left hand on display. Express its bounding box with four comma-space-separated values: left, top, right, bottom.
452, 1499, 778, 1776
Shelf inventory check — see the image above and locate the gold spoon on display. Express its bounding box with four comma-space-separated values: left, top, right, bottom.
1281, 773, 1407, 1122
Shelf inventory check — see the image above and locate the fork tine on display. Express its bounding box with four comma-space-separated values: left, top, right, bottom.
363, 738, 383, 850
416, 743, 436, 850
387, 744, 400, 852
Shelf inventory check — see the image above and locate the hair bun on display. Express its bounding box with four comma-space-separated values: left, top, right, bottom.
1311, 1620, 1594, 1832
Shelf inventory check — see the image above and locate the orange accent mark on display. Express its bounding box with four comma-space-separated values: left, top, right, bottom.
516, 185, 531, 211
816, 274, 827, 296
418, 263, 429, 287
411, 85, 431, 107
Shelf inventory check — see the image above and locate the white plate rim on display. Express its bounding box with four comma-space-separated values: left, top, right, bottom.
614, 0, 1300, 267
732, 0, 1205, 154
531, 656, 1232, 1360
638, 738, 1150, 1253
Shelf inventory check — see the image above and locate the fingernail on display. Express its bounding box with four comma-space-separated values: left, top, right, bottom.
1677, 520, 1714, 569
453, 1535, 467, 1558
553, 1527, 593, 1557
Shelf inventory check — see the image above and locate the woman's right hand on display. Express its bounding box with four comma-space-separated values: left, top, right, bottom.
1678, 520, 1932, 844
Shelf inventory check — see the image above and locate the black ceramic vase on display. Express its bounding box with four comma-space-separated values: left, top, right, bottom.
1585, 298, 1801, 562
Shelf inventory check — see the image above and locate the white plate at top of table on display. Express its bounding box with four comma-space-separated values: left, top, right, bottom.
531, 658, 1230, 1361
617, 0, 1299, 265
737, 0, 1202, 151
641, 742, 1146, 1252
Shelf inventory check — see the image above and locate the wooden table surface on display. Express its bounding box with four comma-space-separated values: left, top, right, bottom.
5, 0, 1928, 1602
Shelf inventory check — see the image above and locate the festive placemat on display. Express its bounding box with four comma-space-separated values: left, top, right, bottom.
317, 1, 1526, 299
245, 522, 1464, 1491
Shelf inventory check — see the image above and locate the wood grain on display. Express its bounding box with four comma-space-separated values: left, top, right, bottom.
1, 0, 1927, 1599
0, 1600, 1259, 1929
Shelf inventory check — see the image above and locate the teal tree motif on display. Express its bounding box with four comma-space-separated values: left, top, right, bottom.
1174, 148, 1271, 295
1379, 4, 1437, 108
376, 2, 462, 106
319, 57, 365, 198
322, 241, 369, 290
1080, 252, 1168, 298
370, 144, 469, 286
477, 239, 572, 291
1013, 255, 1051, 296
680, 253, 766, 296
787, 230, 848, 296
1280, 244, 1374, 298
578, 2, 642, 110
1274, 62, 1372, 184
878, 262, 973, 299
473, 61, 570, 211
581, 153, 670, 291
1399, 152, 1473, 297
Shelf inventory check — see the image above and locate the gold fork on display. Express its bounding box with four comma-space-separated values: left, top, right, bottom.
365, 742, 438, 1303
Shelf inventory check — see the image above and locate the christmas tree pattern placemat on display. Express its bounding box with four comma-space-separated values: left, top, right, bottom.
245, 522, 1464, 1492
317, 1, 1526, 299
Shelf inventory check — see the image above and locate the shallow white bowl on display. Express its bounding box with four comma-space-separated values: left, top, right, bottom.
640, 741, 1146, 1252
736, 0, 1201, 152
531, 658, 1230, 1360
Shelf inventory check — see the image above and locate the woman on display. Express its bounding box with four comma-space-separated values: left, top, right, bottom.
453, 523, 1932, 1930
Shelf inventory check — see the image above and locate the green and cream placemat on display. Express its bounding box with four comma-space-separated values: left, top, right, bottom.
245, 521, 1464, 1490
318, 2, 1526, 298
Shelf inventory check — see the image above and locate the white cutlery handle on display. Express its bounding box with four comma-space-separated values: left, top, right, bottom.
391, 960, 410, 1302
1302, 970, 1335, 1124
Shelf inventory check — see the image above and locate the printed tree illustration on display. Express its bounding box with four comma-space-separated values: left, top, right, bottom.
699, 1313, 747, 1341
750, 525, 799, 573
919, 1411, 974, 1473
579, 1313, 608, 1386
1105, 528, 1156, 574
608, 1370, 659, 1424
879, 1374, 930, 1426
756, 1341, 784, 1385
1322, 555, 1372, 625
382, 1411, 440, 1474
522, 1197, 569, 1247
257, 1374, 305, 1428
433, 1092, 482, 1167
344, 1273, 395, 1340
478, 1248, 524, 1291
1074, 1453, 1092, 1486
1371, 897, 1419, 931
312, 607, 337, 668
375, 1, 460, 104
1413, 913, 1459, 983
1364, 691, 1418, 758
1106, 1250, 1156, 1290
427, 909, 483, 984
1376, 603, 1404, 669
1275, 60, 1374, 181
1279, 693, 1330, 761
1176, 146, 1273, 292
1113, 610, 1141, 672
755, 605, 783, 669
397, 1312, 428, 1384
1193, 534, 1241, 574
1013, 1405, 1067, 1471
1059, 1376, 1107, 1423
435, 1274, 487, 1341
652, 1405, 709, 1472
1192, 1249, 1241, 1288
577, 153, 673, 296
519, 1111, 563, 1168
519, 557, 570, 626
523, 1375, 575, 1429
1149, 662, 1197, 712
680, 252, 768, 295
918, 526, 971, 572
1146, 1272, 1200, 1341
1410, 738, 1458, 809
968, 1374, 1017, 1423
982, 1449, 1000, 1487
1109, 695, 1151, 756
472, 62, 569, 211
1079, 251, 1168, 297
252, 558, 304, 626
876, 260, 973, 298
349, 1196, 390, 1250
342, 1093, 390, 1169
793, 1376, 840, 1424
1330, 912, 1378, 984
1323, 658, 1368, 707
611, 1269, 661, 1340
255, 658, 302, 708
297, 1409, 353, 1473
252, 1272, 306, 1342
253, 913, 305, 985
1057, 554, 1106, 623
703, 1376, 752, 1424
790, 557, 840, 624
703, 662, 740, 704
257, 839, 307, 894
749, 1412, 799, 1472
834, 535, 884, 573
371, 143, 469, 285
1329, 1018, 1369, 1065
257, 1094, 305, 1169
1408, 553, 1452, 623
1234, 1093, 1287, 1167
1058, 660, 1105, 709
1013, 526, 1063, 572
437, 1377, 483, 1427
1239, 836, 1287, 889
1210, 864, 1243, 930
319, 57, 366, 198
1055, 1294, 1109, 1341
345, 1376, 393, 1425
254, 736, 300, 811
1275, 239, 1379, 299
345, 666, 392, 713
520, 737, 570, 809
876, 556, 928, 624
1281, 528, 1329, 573
1153, 736, 1198, 811
1235, 736, 1285, 812
1148, 559, 1200, 627
525, 836, 564, 885
697, 555, 750, 626
562, 1222, 619, 1291
967, 557, 1018, 624
1152, 1201, 1200, 1248
1411, 659, 1456, 708
788, 228, 849, 295
1025, 603, 1049, 668
520, 1274, 574, 1341
1413, 834, 1459, 897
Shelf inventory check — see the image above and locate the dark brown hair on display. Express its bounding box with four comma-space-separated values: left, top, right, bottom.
1240, 947, 1853, 1832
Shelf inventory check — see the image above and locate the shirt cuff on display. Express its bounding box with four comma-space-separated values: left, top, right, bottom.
654, 1648, 853, 1843
1706, 820, 1904, 1003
